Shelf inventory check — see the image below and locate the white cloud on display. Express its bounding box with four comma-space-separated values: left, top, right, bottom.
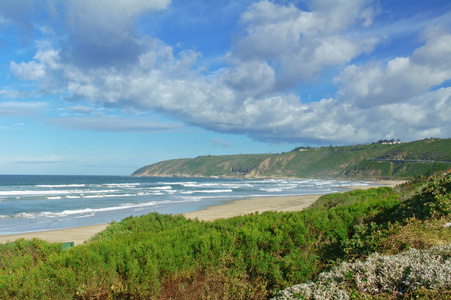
222, 60, 275, 98
10, 61, 46, 80
65, 0, 170, 36
336, 29, 451, 108
10, 49, 60, 85
232, 0, 379, 88
62, 0, 171, 67
411, 26, 451, 70
6, 0, 451, 144
310, 0, 376, 30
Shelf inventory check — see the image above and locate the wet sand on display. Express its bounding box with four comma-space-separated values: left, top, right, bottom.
0, 180, 405, 245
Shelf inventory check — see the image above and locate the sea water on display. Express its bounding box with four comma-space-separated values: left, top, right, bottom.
0, 175, 374, 234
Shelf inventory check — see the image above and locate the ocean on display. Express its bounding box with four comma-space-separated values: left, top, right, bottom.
0, 175, 374, 235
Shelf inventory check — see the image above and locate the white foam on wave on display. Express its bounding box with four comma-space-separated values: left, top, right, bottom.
182, 183, 253, 190
157, 181, 197, 186
80, 193, 135, 199
276, 183, 298, 189
180, 189, 233, 194
81, 195, 105, 199
148, 186, 172, 190
0, 189, 117, 197
220, 183, 253, 189
313, 180, 334, 186
104, 183, 141, 188
181, 183, 210, 187
0, 190, 80, 196
329, 181, 371, 188
348, 182, 371, 186
260, 188, 283, 192
3, 200, 173, 219
36, 184, 86, 188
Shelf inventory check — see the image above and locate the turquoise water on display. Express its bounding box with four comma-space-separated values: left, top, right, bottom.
0, 175, 373, 234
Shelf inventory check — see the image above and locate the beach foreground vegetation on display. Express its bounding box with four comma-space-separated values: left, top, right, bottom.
0, 172, 450, 299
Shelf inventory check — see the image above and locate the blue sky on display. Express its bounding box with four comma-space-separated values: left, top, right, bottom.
1, 0, 451, 175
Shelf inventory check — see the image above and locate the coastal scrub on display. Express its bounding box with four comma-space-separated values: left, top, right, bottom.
0, 172, 450, 299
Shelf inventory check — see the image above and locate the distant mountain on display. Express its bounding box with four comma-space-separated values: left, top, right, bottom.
132, 138, 451, 180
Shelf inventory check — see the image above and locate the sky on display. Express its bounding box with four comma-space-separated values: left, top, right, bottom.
0, 0, 451, 175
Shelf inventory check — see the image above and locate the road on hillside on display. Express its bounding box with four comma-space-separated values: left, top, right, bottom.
368, 158, 451, 164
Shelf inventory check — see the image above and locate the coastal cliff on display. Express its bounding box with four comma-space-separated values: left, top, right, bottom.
132, 138, 451, 179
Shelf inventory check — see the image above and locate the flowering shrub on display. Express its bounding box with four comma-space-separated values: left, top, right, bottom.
272, 244, 451, 300
273, 173, 451, 300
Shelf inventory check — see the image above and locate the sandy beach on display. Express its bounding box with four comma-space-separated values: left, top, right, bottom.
182, 194, 324, 221
182, 179, 404, 221
0, 224, 109, 246
0, 180, 404, 246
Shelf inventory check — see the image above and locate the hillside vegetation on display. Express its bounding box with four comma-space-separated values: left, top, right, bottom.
1, 172, 450, 299
132, 138, 451, 180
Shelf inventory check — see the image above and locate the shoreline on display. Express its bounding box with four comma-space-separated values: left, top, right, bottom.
0, 224, 109, 246
182, 179, 404, 221
182, 194, 324, 221
0, 180, 405, 246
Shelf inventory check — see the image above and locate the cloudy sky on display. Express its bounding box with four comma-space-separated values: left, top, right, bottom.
1, 0, 450, 175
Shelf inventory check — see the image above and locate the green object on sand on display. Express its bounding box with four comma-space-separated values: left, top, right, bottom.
61, 241, 74, 250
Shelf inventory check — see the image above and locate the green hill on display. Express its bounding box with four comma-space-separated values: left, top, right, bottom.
132, 138, 451, 180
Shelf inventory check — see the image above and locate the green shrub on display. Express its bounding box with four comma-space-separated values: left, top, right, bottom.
379, 172, 451, 222
10, 177, 451, 299
340, 173, 451, 259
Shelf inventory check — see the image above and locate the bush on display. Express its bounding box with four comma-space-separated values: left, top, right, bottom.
5, 173, 451, 299
273, 244, 451, 300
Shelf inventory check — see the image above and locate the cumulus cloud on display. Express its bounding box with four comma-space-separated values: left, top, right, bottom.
336, 28, 451, 108
61, 0, 170, 67
10, 60, 46, 80
221, 60, 275, 98
232, 0, 379, 87
5, 0, 451, 145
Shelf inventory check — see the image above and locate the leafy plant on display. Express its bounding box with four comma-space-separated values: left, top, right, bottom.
1, 173, 450, 299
